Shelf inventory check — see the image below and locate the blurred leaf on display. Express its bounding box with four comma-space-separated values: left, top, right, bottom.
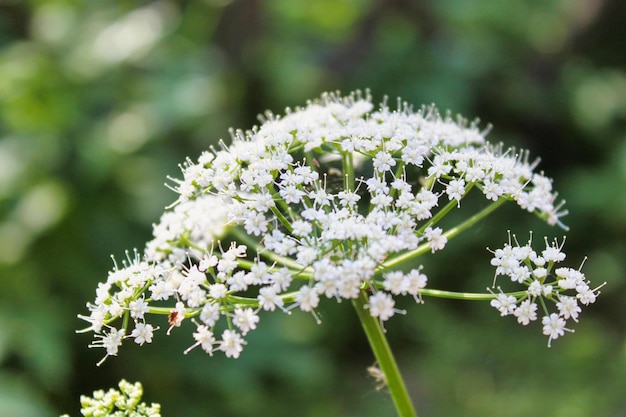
0, 0, 624, 416
0, 374, 56, 417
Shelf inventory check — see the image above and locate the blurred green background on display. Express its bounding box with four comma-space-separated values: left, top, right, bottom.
0, 0, 624, 416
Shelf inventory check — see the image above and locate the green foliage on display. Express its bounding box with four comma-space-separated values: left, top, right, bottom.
0, 0, 624, 416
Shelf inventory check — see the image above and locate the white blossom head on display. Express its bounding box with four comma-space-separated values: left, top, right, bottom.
489, 234, 603, 346
80, 90, 595, 362
60, 380, 161, 417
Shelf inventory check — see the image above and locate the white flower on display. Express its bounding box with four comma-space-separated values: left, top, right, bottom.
291, 220, 313, 237
280, 184, 304, 204
295, 285, 320, 312
233, 308, 260, 335
542, 284, 553, 296
149, 280, 175, 301
406, 268, 428, 298
513, 300, 537, 325
373, 151, 396, 172
209, 283, 228, 299
81, 304, 107, 333
367, 292, 396, 321
445, 178, 466, 204
89, 328, 126, 365
576, 284, 598, 305
490, 293, 517, 316
482, 179, 502, 201
131, 323, 155, 345
258, 286, 285, 311
185, 325, 216, 355
243, 212, 268, 236
490, 244, 519, 276
542, 240, 566, 262
556, 296, 581, 322
102, 328, 125, 356
542, 313, 572, 347
200, 302, 221, 327
383, 271, 408, 295
337, 191, 361, 207
527, 280, 543, 296
510, 266, 531, 283
424, 226, 447, 253
219, 329, 245, 358
108, 301, 124, 318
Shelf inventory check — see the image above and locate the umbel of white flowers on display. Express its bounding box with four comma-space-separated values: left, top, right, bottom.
79, 90, 601, 364
60, 379, 161, 417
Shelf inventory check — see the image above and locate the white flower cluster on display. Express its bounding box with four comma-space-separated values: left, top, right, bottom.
80, 91, 573, 361
60, 379, 161, 417
490, 235, 602, 346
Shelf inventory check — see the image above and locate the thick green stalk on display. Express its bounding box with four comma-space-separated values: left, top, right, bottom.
353, 290, 418, 417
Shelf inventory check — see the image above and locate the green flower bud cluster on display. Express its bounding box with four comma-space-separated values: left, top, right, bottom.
60, 380, 161, 417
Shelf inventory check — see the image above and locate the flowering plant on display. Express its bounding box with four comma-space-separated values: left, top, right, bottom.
75, 91, 601, 417
61, 380, 160, 417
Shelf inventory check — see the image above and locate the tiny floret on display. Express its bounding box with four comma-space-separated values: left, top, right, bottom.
367, 292, 397, 322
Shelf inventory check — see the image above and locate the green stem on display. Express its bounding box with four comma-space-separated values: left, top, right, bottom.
353, 290, 418, 417
381, 197, 507, 271
416, 189, 468, 235
230, 227, 312, 274
270, 205, 294, 234
441, 195, 507, 240
419, 288, 526, 300
343, 151, 355, 192
266, 183, 294, 233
